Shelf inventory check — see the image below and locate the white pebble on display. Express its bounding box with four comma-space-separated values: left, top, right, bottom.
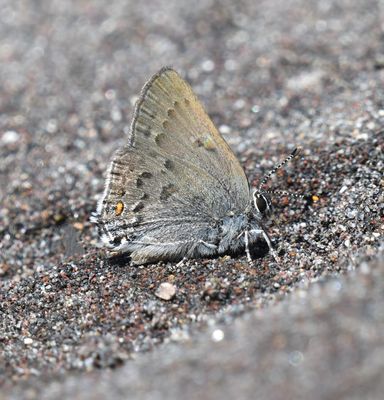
24, 337, 33, 345
155, 282, 176, 300
211, 329, 224, 342
201, 59, 215, 72
356, 133, 368, 140
288, 351, 304, 366
1, 130, 20, 144
46, 119, 58, 133
234, 98, 246, 110
366, 121, 375, 130
251, 105, 260, 113
105, 89, 116, 100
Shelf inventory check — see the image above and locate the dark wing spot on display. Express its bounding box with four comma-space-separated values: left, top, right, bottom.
155, 133, 166, 146
162, 120, 169, 129
195, 138, 203, 147
167, 108, 176, 117
173, 100, 179, 107
164, 159, 174, 170
184, 98, 190, 106
140, 172, 153, 179
132, 201, 144, 212
160, 184, 177, 201
136, 178, 143, 187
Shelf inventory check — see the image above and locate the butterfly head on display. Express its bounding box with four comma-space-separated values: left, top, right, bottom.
252, 190, 272, 218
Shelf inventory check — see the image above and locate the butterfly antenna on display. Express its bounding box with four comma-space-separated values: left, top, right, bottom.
255, 147, 319, 204
258, 147, 301, 190
264, 189, 305, 200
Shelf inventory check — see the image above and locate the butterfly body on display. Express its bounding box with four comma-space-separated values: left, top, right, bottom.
93, 67, 274, 265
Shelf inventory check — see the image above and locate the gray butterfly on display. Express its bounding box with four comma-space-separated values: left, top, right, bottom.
92, 67, 297, 265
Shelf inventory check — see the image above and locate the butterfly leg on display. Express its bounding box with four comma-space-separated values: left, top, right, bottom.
176, 257, 188, 267
261, 229, 280, 263
244, 230, 254, 266
195, 240, 218, 257
199, 240, 218, 250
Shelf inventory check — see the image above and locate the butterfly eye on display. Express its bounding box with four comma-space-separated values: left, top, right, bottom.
256, 195, 267, 214
253, 192, 271, 216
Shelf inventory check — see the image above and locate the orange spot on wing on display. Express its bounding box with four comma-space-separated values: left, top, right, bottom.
115, 201, 124, 216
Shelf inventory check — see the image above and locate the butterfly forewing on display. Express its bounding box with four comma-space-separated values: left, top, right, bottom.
132, 68, 249, 208
96, 67, 250, 250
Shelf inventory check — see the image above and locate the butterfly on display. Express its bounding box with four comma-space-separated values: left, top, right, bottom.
92, 67, 299, 265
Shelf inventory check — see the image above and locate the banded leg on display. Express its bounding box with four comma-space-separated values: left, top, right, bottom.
244, 230, 255, 267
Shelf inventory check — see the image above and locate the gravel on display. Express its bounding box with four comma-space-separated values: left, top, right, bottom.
0, 0, 383, 398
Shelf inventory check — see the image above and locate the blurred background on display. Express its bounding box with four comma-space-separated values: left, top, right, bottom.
0, 0, 381, 153
1, 1, 383, 399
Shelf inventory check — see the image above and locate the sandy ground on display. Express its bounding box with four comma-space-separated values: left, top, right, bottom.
1, 0, 383, 399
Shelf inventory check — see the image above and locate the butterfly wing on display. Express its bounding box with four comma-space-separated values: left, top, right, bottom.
94, 67, 250, 263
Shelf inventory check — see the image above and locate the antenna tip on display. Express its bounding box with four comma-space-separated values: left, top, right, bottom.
305, 194, 320, 204
292, 147, 302, 157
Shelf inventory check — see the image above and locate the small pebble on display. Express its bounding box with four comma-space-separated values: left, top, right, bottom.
155, 282, 176, 301
1, 130, 20, 144
211, 329, 225, 342
201, 59, 215, 72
